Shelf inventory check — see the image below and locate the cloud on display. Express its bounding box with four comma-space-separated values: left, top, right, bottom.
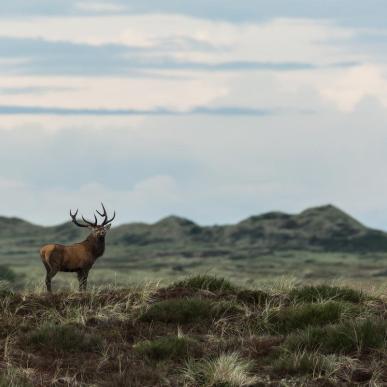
1, 102, 387, 229
0, 17, 364, 115
0, 17, 358, 65
0, 176, 182, 226
0, 35, 319, 76
319, 65, 387, 111
0, 86, 77, 95
75, 1, 126, 13
0, 3, 386, 232
0, 105, 277, 116
0, 177, 25, 189
0, 74, 229, 111
275, 64, 387, 112
1, 1, 387, 32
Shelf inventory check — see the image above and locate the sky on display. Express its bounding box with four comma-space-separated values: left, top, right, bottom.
1, 1, 387, 228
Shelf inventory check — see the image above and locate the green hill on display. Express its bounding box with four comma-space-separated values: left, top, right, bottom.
1, 204, 381, 253
2, 204, 387, 286
95, 204, 387, 252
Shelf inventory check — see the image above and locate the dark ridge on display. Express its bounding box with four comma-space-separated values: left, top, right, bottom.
239, 211, 292, 224
155, 215, 198, 227
0, 216, 43, 238
0, 204, 386, 252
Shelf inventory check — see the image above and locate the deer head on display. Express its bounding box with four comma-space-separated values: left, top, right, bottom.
70, 203, 115, 240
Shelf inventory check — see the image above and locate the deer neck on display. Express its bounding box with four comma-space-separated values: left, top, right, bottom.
85, 234, 106, 259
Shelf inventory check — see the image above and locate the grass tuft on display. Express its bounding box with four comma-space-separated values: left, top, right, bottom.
284, 318, 387, 354
0, 281, 14, 297
140, 298, 213, 323
183, 352, 258, 387
236, 289, 270, 305
273, 350, 353, 377
26, 323, 103, 353
0, 278, 381, 386
140, 298, 243, 324
266, 301, 360, 333
289, 285, 365, 303
0, 266, 17, 283
0, 368, 32, 387
134, 335, 202, 361
172, 274, 237, 293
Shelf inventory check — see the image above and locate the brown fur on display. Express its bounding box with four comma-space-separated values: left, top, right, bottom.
40, 205, 114, 292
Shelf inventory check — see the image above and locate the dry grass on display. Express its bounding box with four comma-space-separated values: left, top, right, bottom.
183, 352, 258, 387
0, 275, 385, 386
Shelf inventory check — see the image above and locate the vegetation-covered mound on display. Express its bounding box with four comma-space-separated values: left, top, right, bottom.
2, 204, 387, 257
0, 275, 385, 386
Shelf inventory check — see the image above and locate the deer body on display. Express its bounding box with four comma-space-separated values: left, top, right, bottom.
40, 204, 114, 292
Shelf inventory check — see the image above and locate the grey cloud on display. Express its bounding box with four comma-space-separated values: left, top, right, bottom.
1, 103, 387, 228
0, 126, 200, 192
329, 31, 387, 61
0, 1, 73, 16
0, 37, 357, 77
2, 1, 387, 30
0, 103, 317, 116
0, 86, 77, 95
0, 105, 276, 116
0, 37, 142, 76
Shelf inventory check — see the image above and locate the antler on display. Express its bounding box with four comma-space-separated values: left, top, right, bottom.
82, 213, 98, 227
70, 204, 115, 228
96, 202, 116, 226
69, 209, 89, 228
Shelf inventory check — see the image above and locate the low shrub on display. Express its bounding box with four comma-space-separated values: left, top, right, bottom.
183, 352, 257, 387
26, 323, 103, 353
134, 335, 202, 361
140, 298, 243, 324
284, 318, 387, 354
236, 289, 270, 305
0, 265, 17, 283
266, 301, 359, 333
212, 300, 245, 318
273, 350, 351, 377
289, 285, 365, 304
0, 368, 32, 387
172, 275, 237, 293
0, 281, 14, 297
140, 298, 213, 323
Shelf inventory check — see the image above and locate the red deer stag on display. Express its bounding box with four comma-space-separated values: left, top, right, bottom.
40, 203, 115, 292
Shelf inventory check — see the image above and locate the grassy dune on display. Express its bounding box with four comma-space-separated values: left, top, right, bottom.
0, 275, 386, 386
4, 205, 387, 290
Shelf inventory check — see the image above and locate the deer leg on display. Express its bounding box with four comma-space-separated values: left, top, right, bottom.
77, 270, 88, 292
45, 269, 57, 293
45, 273, 52, 293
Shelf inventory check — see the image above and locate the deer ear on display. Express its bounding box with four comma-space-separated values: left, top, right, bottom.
105, 224, 112, 230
